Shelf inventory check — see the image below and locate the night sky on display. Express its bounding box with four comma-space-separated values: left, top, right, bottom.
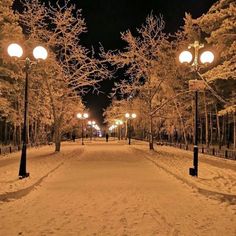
14, 0, 218, 125
79, 0, 218, 125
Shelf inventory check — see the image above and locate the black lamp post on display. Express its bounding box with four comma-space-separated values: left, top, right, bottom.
77, 112, 89, 145
125, 113, 137, 145
19, 58, 30, 178
7, 43, 48, 179
115, 120, 123, 140
179, 41, 214, 177
88, 120, 96, 141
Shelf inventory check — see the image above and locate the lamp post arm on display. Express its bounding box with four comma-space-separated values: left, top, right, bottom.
189, 41, 204, 71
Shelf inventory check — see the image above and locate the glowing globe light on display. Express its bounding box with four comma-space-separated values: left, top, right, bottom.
131, 113, 137, 119
125, 113, 130, 118
33, 46, 48, 60
77, 113, 82, 119
179, 51, 193, 64
83, 113, 89, 119
200, 51, 214, 64
7, 43, 23, 58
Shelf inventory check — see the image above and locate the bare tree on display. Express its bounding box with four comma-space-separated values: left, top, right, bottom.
16, 0, 110, 151
103, 14, 179, 149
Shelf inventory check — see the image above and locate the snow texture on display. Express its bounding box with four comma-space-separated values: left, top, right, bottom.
0, 140, 235, 235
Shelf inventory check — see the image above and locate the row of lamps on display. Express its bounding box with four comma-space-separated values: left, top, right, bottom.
6, 40, 214, 179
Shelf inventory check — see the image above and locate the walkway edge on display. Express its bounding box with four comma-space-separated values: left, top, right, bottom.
0, 161, 64, 203
132, 147, 236, 205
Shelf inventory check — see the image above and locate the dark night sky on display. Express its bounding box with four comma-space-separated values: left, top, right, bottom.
78, 0, 218, 125
14, 0, 218, 125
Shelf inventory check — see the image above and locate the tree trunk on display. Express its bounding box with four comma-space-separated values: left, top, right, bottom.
215, 106, 221, 149
234, 112, 236, 149
27, 118, 30, 146
18, 124, 22, 146
209, 111, 213, 146
226, 113, 230, 149
34, 120, 38, 145
13, 123, 17, 146
4, 120, 8, 145
221, 115, 225, 147
200, 118, 203, 145
149, 115, 154, 150
125, 120, 128, 140
174, 101, 188, 145
0, 120, 3, 144
54, 122, 61, 152
203, 92, 209, 147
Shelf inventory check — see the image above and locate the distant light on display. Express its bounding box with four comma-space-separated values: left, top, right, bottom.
83, 113, 89, 119
77, 113, 82, 119
131, 113, 137, 119
7, 43, 23, 58
179, 51, 193, 64
125, 113, 130, 118
200, 51, 214, 64
33, 46, 48, 60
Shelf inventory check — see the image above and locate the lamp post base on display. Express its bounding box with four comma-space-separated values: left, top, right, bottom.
19, 172, 30, 179
189, 168, 197, 176
189, 145, 199, 177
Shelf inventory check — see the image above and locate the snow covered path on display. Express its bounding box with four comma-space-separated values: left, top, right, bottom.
0, 141, 235, 235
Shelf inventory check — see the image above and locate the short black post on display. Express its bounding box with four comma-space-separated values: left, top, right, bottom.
81, 121, 84, 145
128, 119, 131, 145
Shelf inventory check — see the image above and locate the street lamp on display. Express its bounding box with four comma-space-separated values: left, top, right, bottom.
125, 113, 137, 145
93, 124, 100, 138
88, 120, 96, 140
108, 124, 116, 138
77, 112, 89, 145
115, 120, 124, 140
7, 43, 48, 179
179, 41, 214, 177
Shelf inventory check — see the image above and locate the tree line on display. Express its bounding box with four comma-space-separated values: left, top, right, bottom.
103, 0, 236, 150
0, 0, 235, 152
0, 0, 109, 151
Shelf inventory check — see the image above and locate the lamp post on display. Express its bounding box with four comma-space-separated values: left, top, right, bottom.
108, 124, 116, 138
77, 112, 89, 145
115, 120, 124, 140
125, 113, 137, 145
179, 41, 214, 177
7, 43, 48, 179
93, 124, 100, 138
88, 120, 96, 140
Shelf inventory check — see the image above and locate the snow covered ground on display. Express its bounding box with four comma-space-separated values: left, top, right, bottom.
0, 140, 235, 235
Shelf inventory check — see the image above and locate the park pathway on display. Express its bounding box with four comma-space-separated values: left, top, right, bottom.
0, 141, 235, 235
